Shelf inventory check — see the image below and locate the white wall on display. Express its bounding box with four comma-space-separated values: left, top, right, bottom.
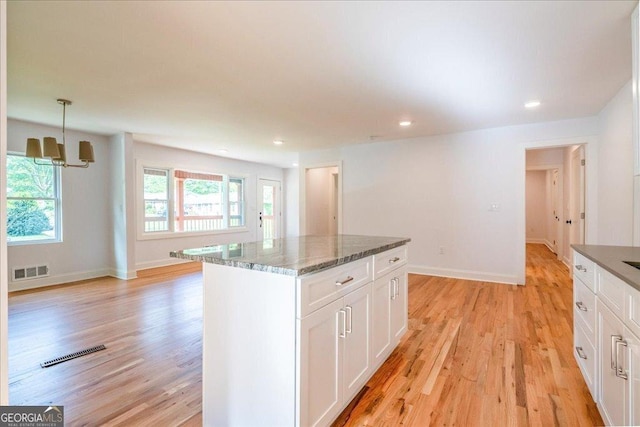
284, 168, 299, 237
525, 170, 547, 243
7, 119, 112, 291
597, 80, 634, 245
526, 147, 564, 168
133, 141, 284, 270
294, 117, 599, 285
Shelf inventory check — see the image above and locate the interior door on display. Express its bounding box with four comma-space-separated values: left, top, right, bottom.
569, 146, 585, 247
550, 169, 559, 254
258, 179, 281, 240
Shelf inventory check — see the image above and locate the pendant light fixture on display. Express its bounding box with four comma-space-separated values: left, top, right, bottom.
25, 99, 95, 168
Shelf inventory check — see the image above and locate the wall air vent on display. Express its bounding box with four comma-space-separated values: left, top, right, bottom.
12, 264, 49, 281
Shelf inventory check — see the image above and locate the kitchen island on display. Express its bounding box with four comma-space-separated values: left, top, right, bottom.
171, 235, 411, 427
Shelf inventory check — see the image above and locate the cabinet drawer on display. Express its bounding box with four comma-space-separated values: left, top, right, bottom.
297, 257, 372, 318
374, 246, 407, 279
574, 321, 597, 399
574, 276, 596, 342
597, 267, 627, 318
573, 251, 595, 292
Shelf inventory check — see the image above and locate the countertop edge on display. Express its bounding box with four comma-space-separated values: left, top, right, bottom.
571, 244, 640, 293
170, 237, 411, 277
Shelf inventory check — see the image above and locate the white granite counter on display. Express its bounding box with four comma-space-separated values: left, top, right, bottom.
170, 234, 411, 276
572, 244, 640, 292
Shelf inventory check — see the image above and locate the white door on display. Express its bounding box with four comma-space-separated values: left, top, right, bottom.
391, 271, 408, 343
569, 146, 585, 247
598, 302, 627, 426
342, 283, 372, 403
258, 179, 281, 240
371, 274, 392, 367
298, 299, 343, 427
550, 169, 560, 255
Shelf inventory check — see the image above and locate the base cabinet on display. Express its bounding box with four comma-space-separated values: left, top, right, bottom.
372, 259, 408, 369
574, 248, 640, 426
202, 245, 409, 427
598, 300, 629, 426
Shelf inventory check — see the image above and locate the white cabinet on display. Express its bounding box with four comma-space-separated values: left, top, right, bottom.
573, 251, 598, 399
297, 299, 343, 427
298, 281, 373, 427
202, 243, 409, 427
371, 274, 392, 368
598, 300, 629, 426
597, 299, 640, 426
573, 249, 640, 425
391, 271, 408, 343
372, 248, 408, 369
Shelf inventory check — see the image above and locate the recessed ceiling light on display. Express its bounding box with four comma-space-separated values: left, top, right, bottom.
273, 140, 284, 146
292, 162, 299, 167
524, 100, 541, 109
399, 121, 412, 127
219, 149, 228, 154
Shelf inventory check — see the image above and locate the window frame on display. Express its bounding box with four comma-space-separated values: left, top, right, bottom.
6, 152, 62, 246
137, 161, 248, 240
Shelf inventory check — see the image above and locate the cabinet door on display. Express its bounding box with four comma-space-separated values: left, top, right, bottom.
372, 274, 392, 368
343, 283, 372, 403
391, 270, 408, 343
298, 299, 343, 427
628, 326, 640, 426
598, 301, 628, 427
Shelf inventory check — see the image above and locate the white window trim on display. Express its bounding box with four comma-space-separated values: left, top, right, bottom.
7, 152, 62, 246
136, 160, 249, 241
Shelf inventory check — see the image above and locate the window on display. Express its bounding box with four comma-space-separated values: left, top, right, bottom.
143, 168, 169, 232
142, 166, 245, 235
7, 153, 61, 244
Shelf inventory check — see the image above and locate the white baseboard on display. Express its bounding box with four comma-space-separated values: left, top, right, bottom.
9, 268, 111, 292
135, 257, 194, 272
107, 268, 137, 280
526, 238, 546, 244
408, 264, 520, 285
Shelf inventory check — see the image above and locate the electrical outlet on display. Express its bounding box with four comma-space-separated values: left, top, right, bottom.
439, 246, 445, 255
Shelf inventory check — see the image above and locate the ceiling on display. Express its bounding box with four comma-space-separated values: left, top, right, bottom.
7, 1, 636, 168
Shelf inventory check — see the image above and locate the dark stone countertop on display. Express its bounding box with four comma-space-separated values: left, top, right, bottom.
572, 244, 640, 292
170, 234, 411, 277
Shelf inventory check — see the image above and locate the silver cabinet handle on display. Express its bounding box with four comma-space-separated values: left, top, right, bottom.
394, 277, 400, 298
335, 276, 354, 286
345, 306, 352, 334
575, 264, 587, 272
338, 309, 347, 338
575, 301, 587, 312
391, 278, 397, 300
616, 339, 628, 380
612, 335, 623, 371
389, 257, 400, 264
576, 346, 587, 360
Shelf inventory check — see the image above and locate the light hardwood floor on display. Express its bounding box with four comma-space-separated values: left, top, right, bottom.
8, 245, 602, 426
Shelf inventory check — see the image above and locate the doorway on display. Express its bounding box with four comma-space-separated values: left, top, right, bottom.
257, 179, 281, 240
302, 164, 341, 236
569, 145, 586, 248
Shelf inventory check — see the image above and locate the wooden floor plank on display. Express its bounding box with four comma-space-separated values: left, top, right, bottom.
8, 244, 602, 426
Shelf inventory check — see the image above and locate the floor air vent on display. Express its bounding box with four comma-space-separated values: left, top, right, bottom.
40, 344, 107, 368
